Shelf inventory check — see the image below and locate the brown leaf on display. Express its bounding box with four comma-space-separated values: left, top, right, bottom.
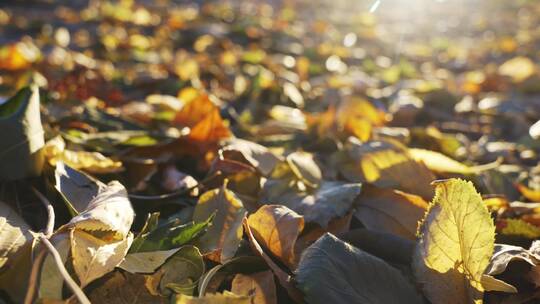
354, 186, 428, 240
231, 271, 277, 304
192, 184, 246, 263
247, 205, 304, 268
87, 271, 165, 304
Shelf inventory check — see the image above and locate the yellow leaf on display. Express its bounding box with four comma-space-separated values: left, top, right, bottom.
247, 205, 304, 268
231, 271, 277, 304
413, 179, 495, 304
516, 183, 540, 202
498, 56, 536, 82
498, 218, 540, 239
192, 184, 246, 263
44, 136, 122, 174
409, 148, 499, 175
337, 140, 435, 199
175, 291, 252, 304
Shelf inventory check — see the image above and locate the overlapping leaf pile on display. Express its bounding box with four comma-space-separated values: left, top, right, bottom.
1, 0, 540, 303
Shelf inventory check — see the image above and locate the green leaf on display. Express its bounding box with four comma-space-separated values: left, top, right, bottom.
129, 214, 213, 253
295, 233, 422, 304
145, 246, 205, 297
413, 178, 495, 304
0, 86, 44, 181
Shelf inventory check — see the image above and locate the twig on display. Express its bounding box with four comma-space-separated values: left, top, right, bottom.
128, 170, 222, 201
23, 246, 47, 304
39, 236, 91, 304
31, 187, 55, 237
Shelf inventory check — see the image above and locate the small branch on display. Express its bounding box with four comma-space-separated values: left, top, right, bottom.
23, 246, 47, 304
128, 170, 222, 201
31, 187, 55, 237
39, 236, 91, 304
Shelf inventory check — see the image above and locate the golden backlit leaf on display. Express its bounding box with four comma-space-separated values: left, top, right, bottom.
247, 205, 304, 268
409, 148, 498, 175
337, 139, 435, 198
413, 179, 495, 304
516, 183, 540, 202
355, 186, 427, 240
498, 218, 540, 239
44, 136, 122, 174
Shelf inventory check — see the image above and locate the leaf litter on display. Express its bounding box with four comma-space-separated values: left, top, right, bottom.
1, 0, 540, 303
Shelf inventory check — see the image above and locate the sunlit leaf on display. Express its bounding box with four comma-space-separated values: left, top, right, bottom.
44, 135, 123, 174
498, 56, 536, 82
498, 218, 540, 239
413, 179, 495, 304
409, 148, 498, 175
247, 205, 304, 268
336, 139, 435, 198
87, 271, 165, 303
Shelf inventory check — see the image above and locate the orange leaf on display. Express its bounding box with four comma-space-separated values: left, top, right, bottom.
247, 205, 304, 269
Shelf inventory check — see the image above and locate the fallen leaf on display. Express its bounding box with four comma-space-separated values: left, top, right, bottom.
119, 248, 180, 274
354, 186, 427, 240
38, 233, 70, 301
336, 139, 435, 198
146, 245, 205, 296
481, 274, 517, 293
409, 148, 498, 174
192, 183, 246, 263
243, 218, 303, 302
516, 183, 540, 202
54, 161, 101, 215
71, 229, 133, 287
296, 233, 422, 304
261, 180, 361, 228
129, 214, 213, 253
174, 291, 252, 304
0, 201, 34, 268
0, 86, 44, 181
498, 218, 540, 239
43, 135, 122, 174
87, 271, 165, 303
286, 151, 322, 188
221, 138, 281, 176
65, 180, 134, 240
413, 178, 495, 304
231, 271, 277, 304
247, 205, 304, 268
